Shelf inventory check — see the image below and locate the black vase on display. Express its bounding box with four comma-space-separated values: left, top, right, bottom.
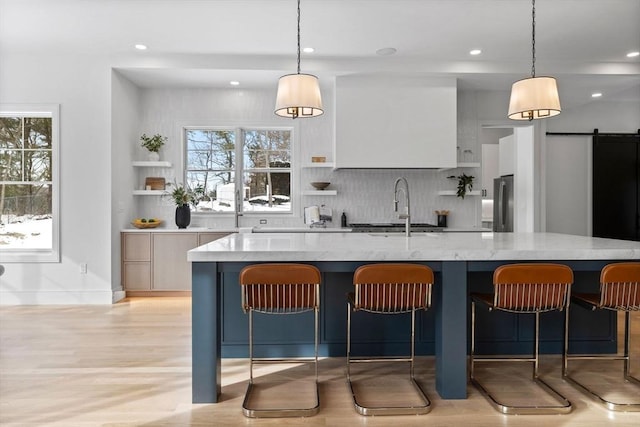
175, 204, 191, 229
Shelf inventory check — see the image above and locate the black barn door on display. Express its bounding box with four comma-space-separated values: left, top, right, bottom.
592, 131, 640, 241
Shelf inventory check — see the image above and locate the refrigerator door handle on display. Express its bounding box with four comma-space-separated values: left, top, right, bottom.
500, 181, 507, 228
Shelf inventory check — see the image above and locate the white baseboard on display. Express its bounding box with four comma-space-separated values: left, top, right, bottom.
112, 290, 126, 303
0, 290, 116, 305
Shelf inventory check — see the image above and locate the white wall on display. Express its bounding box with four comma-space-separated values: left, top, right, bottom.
111, 71, 143, 298
545, 136, 591, 236
0, 53, 114, 304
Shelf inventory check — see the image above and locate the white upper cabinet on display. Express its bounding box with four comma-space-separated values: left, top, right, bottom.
481, 144, 499, 199
498, 134, 515, 176
334, 75, 457, 169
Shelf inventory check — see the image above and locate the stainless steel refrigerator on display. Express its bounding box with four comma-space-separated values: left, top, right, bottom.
493, 175, 514, 232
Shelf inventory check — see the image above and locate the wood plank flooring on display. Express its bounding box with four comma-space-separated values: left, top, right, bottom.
1, 297, 638, 426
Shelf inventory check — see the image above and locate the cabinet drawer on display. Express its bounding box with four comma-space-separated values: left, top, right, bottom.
122, 233, 151, 261
123, 262, 151, 290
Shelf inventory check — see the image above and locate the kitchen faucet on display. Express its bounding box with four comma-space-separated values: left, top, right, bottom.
235, 188, 243, 228
393, 177, 411, 237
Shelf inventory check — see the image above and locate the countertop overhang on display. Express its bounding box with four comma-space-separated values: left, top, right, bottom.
188, 232, 640, 262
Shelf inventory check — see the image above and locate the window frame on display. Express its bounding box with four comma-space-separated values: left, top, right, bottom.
0, 104, 60, 263
183, 125, 296, 217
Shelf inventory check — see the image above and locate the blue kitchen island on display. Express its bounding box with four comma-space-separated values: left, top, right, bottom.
187, 231, 640, 403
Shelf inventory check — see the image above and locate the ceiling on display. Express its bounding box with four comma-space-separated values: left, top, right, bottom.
1, 0, 639, 110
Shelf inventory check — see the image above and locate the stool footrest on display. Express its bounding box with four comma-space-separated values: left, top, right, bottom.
562, 372, 640, 412
563, 362, 640, 411
565, 354, 629, 362
242, 382, 320, 418
347, 376, 431, 416
349, 357, 413, 364
472, 356, 536, 363
252, 357, 317, 364
470, 375, 572, 415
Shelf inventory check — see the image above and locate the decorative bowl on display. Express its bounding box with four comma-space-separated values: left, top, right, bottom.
132, 218, 163, 229
310, 182, 330, 190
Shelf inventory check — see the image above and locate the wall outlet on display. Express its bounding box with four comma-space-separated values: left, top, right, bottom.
80, 263, 87, 274
259, 219, 267, 224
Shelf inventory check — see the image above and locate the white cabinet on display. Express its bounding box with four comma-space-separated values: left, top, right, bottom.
334, 75, 457, 169
498, 134, 515, 176
481, 144, 499, 199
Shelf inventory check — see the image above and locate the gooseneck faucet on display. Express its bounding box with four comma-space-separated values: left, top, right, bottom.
393, 177, 411, 237
235, 188, 243, 228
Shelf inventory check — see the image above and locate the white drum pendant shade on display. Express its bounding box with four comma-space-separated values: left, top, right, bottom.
508, 76, 561, 120
275, 73, 324, 118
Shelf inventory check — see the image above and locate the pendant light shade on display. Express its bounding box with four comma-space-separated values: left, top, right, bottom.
508, 76, 561, 120
508, 0, 560, 121
274, 0, 323, 119
275, 73, 323, 118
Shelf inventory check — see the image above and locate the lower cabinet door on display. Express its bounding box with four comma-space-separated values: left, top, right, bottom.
152, 233, 198, 290
123, 262, 151, 290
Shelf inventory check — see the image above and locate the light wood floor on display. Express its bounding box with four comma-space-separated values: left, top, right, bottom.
1, 297, 638, 426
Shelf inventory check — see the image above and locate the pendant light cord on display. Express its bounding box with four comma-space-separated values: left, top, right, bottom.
297, 0, 301, 75
531, 0, 536, 78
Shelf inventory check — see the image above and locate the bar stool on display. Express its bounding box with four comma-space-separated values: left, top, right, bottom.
470, 263, 573, 415
239, 263, 321, 418
563, 261, 640, 411
346, 263, 434, 416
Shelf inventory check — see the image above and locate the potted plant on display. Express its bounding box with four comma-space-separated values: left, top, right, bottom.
140, 133, 167, 161
167, 182, 195, 229
448, 173, 474, 199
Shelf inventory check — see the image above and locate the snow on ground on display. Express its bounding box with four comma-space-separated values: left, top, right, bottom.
0, 215, 52, 249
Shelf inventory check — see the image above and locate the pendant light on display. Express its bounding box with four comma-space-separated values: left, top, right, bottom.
508, 0, 561, 121
274, 0, 323, 119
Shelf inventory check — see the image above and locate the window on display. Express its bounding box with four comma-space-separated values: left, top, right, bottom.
185, 127, 292, 214
0, 105, 59, 262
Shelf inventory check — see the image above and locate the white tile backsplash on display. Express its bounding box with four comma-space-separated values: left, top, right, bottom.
301, 167, 480, 228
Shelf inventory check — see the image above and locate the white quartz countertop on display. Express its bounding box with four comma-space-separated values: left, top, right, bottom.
188, 232, 640, 262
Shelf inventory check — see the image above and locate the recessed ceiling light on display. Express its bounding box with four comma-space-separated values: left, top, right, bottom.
302, 47, 314, 53
470, 49, 482, 55
230, 81, 240, 86
627, 51, 640, 58
591, 92, 603, 98
135, 44, 147, 50
376, 47, 397, 56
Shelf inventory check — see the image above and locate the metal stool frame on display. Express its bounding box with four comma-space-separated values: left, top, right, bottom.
346, 263, 434, 416
563, 262, 640, 412
239, 263, 321, 418
470, 263, 573, 415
